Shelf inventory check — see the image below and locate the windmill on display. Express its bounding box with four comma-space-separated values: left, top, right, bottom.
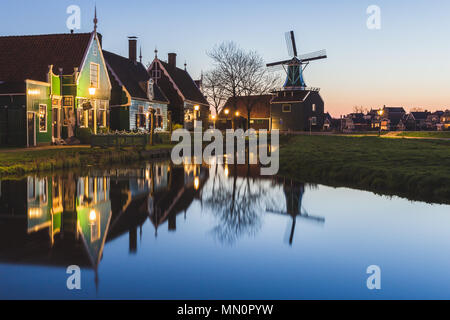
267, 31, 327, 89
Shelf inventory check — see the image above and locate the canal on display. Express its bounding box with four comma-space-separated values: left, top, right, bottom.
0, 159, 449, 299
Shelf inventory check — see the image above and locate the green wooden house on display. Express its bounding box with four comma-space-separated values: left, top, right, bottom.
0, 27, 111, 147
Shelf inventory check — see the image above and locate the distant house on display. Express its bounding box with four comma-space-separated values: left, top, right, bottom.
270, 89, 324, 131
220, 95, 272, 130
439, 110, 450, 131
342, 113, 371, 132
147, 52, 209, 130
0, 28, 111, 147
405, 111, 430, 131
380, 106, 406, 131
104, 38, 169, 132
426, 111, 444, 130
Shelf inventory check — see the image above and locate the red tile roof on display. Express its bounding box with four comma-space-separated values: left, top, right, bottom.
0, 33, 93, 83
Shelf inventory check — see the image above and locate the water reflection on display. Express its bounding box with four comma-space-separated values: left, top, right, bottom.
1, 158, 450, 299
0, 160, 314, 273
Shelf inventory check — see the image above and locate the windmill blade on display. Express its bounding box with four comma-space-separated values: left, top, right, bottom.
299, 206, 325, 223
283, 217, 296, 246
266, 59, 292, 67
285, 32, 295, 57
298, 49, 327, 63
290, 31, 298, 57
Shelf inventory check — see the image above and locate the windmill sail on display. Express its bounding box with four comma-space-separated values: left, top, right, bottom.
298, 49, 327, 62
285, 32, 295, 57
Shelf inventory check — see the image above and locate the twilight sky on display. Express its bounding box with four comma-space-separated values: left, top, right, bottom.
1, 0, 450, 116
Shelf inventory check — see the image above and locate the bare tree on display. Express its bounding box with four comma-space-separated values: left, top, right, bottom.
203, 70, 226, 116
239, 52, 279, 129
207, 42, 280, 129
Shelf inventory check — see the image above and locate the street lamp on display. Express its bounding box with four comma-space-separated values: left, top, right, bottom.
211, 114, 216, 129
377, 109, 384, 136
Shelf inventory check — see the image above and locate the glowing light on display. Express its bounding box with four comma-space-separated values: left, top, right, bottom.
194, 105, 200, 111
28, 208, 42, 219
235, 111, 240, 117
194, 177, 200, 190
89, 83, 96, 96
211, 115, 216, 120
27, 89, 40, 96
89, 210, 97, 223
224, 166, 229, 177
378, 109, 384, 116
224, 109, 230, 115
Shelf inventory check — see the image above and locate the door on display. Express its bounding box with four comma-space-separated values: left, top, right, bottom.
52, 108, 60, 140
27, 112, 35, 147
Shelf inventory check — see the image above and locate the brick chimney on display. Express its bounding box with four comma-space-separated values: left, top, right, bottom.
128, 36, 137, 63
168, 53, 177, 68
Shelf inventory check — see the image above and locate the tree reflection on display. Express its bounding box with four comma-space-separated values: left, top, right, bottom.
203, 160, 268, 245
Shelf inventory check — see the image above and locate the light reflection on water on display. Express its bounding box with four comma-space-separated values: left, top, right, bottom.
0, 159, 449, 299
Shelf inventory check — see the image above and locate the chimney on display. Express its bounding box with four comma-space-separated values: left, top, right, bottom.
168, 53, 177, 68
128, 36, 137, 63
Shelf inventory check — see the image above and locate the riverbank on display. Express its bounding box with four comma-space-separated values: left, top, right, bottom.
278, 135, 450, 204
0, 144, 173, 178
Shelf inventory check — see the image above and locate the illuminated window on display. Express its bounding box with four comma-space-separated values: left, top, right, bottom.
312, 104, 316, 112
282, 104, 291, 112
39, 104, 47, 132
90, 63, 99, 88
136, 106, 146, 128
97, 101, 107, 128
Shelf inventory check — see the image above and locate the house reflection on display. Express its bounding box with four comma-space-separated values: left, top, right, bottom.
0, 175, 111, 273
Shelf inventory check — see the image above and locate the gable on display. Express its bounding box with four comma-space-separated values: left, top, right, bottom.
149, 59, 208, 106
77, 34, 111, 99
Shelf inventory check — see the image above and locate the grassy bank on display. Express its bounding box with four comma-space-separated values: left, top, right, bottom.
395, 131, 450, 139
0, 144, 173, 178
279, 135, 450, 204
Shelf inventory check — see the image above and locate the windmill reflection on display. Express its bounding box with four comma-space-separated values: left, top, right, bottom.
267, 179, 325, 245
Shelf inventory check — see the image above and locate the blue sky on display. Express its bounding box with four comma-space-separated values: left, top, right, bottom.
1, 0, 450, 115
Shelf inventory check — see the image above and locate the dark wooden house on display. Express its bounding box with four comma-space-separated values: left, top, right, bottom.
104, 38, 169, 132
270, 89, 324, 131
147, 52, 209, 130
220, 95, 272, 130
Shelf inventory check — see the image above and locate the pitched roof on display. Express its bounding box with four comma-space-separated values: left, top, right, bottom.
222, 95, 272, 118
157, 60, 208, 105
384, 107, 406, 113
410, 111, 430, 120
0, 33, 93, 83
103, 50, 168, 103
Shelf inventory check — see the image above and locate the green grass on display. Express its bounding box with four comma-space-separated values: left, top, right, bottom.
396, 131, 450, 139
0, 144, 173, 178
279, 135, 450, 204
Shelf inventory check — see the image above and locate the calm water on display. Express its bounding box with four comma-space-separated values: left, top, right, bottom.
0, 159, 449, 300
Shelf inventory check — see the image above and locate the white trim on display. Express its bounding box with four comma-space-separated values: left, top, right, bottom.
38, 104, 48, 133
90, 62, 100, 88
25, 79, 50, 87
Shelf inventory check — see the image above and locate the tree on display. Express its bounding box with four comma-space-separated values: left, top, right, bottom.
203, 70, 226, 116
207, 42, 279, 129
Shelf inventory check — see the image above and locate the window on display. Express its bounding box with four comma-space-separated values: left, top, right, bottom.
282, 104, 291, 112
39, 104, 47, 132
97, 101, 107, 128
90, 63, 99, 88
312, 104, 316, 112
156, 108, 162, 128
311, 117, 317, 125
136, 106, 146, 129
63, 96, 73, 107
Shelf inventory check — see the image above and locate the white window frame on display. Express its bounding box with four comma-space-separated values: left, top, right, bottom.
90, 62, 100, 88
38, 104, 47, 133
